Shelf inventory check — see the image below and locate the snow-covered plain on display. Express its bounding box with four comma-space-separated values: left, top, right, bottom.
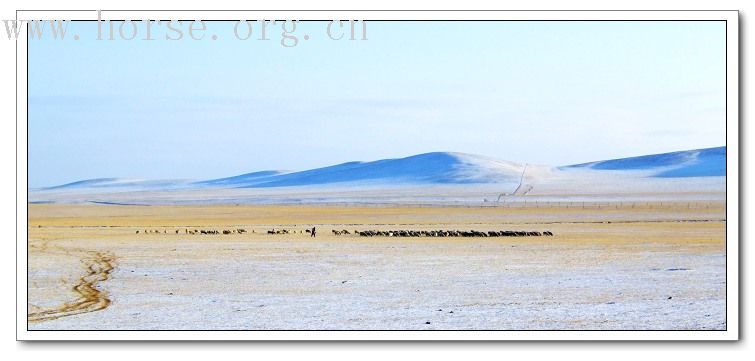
27, 205, 726, 331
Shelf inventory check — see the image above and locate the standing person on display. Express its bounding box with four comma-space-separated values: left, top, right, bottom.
311, 226, 316, 238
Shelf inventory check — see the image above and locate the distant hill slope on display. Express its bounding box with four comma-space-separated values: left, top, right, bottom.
43, 178, 191, 190
566, 147, 726, 177
194, 170, 286, 187
221, 152, 526, 188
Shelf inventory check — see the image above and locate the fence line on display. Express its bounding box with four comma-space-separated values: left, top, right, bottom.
296, 200, 725, 210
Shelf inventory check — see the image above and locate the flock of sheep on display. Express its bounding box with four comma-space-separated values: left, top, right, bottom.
264, 228, 555, 237
137, 228, 248, 235
351, 230, 553, 237
136, 228, 553, 237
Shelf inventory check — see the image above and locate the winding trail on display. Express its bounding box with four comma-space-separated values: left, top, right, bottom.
497, 164, 530, 202
28, 251, 116, 323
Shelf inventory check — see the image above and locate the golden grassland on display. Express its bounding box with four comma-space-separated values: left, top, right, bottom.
28, 201, 725, 226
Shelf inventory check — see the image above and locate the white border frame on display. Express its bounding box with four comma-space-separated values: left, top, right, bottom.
16, 9, 739, 341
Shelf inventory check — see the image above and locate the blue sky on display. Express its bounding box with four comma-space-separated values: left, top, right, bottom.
28, 21, 726, 187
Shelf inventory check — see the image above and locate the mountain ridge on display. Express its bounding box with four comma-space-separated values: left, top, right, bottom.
38, 147, 726, 191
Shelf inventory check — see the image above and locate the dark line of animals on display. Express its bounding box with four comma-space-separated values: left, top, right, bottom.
135, 228, 553, 237
137, 228, 249, 235
353, 230, 554, 237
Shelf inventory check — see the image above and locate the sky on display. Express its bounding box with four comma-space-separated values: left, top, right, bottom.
28, 20, 726, 187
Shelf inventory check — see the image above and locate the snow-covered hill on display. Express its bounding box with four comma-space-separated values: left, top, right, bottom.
566, 147, 726, 177
203, 152, 527, 188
